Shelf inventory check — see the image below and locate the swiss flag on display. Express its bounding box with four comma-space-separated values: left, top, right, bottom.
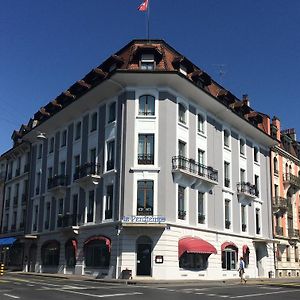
138, 0, 149, 11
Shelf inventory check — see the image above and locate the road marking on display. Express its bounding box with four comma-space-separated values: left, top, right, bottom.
229, 289, 300, 298
3, 294, 20, 299
0, 280, 9, 283
56, 289, 143, 298
207, 294, 217, 297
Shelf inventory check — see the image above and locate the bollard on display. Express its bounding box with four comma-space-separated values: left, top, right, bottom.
0, 263, 4, 276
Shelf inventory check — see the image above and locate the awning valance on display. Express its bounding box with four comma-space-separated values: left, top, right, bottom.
84, 236, 111, 252
221, 241, 238, 251
243, 245, 250, 255
178, 237, 217, 258
0, 237, 16, 246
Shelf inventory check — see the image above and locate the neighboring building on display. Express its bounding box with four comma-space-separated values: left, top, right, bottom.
0, 141, 30, 269
270, 120, 300, 277
0, 40, 277, 279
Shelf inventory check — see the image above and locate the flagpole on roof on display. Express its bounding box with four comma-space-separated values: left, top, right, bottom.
147, 0, 150, 40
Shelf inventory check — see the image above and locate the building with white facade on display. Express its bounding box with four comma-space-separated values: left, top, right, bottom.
0, 40, 278, 279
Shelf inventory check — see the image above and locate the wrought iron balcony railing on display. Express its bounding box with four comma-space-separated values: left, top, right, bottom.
73, 163, 101, 181
273, 196, 288, 208
138, 154, 154, 165
178, 210, 186, 220
48, 175, 68, 190
288, 228, 299, 238
275, 226, 283, 236
198, 213, 205, 224
283, 173, 300, 188
237, 182, 256, 196
137, 207, 152, 216
172, 156, 218, 182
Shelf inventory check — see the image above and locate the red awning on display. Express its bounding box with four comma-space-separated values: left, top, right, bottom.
84, 236, 111, 252
178, 237, 217, 258
221, 241, 238, 251
243, 245, 250, 255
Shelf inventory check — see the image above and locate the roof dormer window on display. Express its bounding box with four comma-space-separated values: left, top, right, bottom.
140, 54, 155, 71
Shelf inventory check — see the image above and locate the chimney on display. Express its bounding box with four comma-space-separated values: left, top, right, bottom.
242, 94, 250, 106
271, 116, 281, 141
282, 128, 296, 141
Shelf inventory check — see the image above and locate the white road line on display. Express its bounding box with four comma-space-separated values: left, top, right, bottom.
55, 289, 143, 298
3, 294, 20, 299
229, 289, 300, 298
207, 294, 217, 297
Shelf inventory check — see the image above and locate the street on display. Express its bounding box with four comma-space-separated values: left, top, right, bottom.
0, 274, 300, 300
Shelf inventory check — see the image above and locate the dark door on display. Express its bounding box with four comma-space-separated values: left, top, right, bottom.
28, 244, 37, 272
136, 243, 151, 276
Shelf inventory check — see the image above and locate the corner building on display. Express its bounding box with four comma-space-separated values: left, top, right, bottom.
1, 40, 277, 279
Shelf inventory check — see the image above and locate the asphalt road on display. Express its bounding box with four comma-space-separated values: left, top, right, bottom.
0, 274, 300, 300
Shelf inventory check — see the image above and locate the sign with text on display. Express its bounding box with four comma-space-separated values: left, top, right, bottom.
122, 215, 166, 224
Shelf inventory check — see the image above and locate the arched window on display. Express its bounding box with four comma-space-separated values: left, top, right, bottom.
273, 157, 278, 174
139, 95, 155, 116
84, 236, 111, 268
224, 130, 230, 147
289, 165, 292, 175
65, 239, 77, 268
221, 242, 238, 270
285, 163, 289, 174
178, 103, 186, 124
41, 241, 60, 266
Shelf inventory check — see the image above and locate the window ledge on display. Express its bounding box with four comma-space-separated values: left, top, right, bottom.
136, 115, 156, 120
130, 167, 160, 173
178, 122, 189, 130
222, 187, 235, 195
240, 154, 246, 159
197, 131, 207, 138
254, 161, 260, 166
224, 146, 231, 152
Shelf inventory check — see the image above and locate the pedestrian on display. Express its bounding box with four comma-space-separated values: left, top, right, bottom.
238, 256, 247, 284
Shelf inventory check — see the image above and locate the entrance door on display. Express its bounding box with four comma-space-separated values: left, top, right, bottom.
136, 236, 152, 276
28, 244, 37, 272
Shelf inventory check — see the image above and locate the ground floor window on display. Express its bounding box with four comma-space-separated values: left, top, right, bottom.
65, 239, 77, 267
8, 243, 24, 268
84, 238, 110, 268
222, 247, 237, 270
179, 253, 209, 270
41, 241, 60, 266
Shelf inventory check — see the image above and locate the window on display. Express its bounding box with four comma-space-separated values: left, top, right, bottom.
57, 198, 64, 227
108, 102, 116, 123
254, 147, 259, 162
90, 112, 97, 132
38, 144, 43, 159
286, 245, 290, 262
36, 172, 41, 195
241, 205, 247, 232
84, 238, 110, 267
41, 241, 60, 266
178, 186, 186, 220
140, 54, 155, 70
198, 192, 205, 224
139, 95, 155, 116
90, 148, 96, 164
222, 246, 237, 270
179, 252, 209, 270
178, 140, 186, 157
197, 114, 205, 133
224, 161, 230, 188
178, 103, 186, 124
240, 169, 245, 183
240, 139, 245, 155
16, 157, 21, 176
106, 140, 115, 171
198, 149, 205, 175
45, 202, 51, 230
273, 157, 278, 174
225, 199, 231, 229
60, 161, 66, 175
255, 208, 261, 234
49, 137, 54, 153
33, 205, 38, 231
72, 194, 79, 225
224, 130, 230, 147
138, 134, 154, 164
75, 121, 81, 140
137, 181, 153, 216
61, 130, 67, 147
105, 185, 113, 219
295, 246, 299, 262
87, 190, 95, 223
48, 167, 53, 180
254, 175, 259, 196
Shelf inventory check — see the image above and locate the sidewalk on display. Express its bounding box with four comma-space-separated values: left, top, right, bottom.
7, 271, 300, 287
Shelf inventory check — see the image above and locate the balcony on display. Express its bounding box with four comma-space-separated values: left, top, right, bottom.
48, 175, 68, 197
288, 228, 299, 239
138, 154, 154, 165
272, 197, 288, 214
283, 173, 300, 192
275, 226, 284, 236
237, 182, 257, 203
172, 156, 218, 193
74, 163, 101, 189
137, 207, 152, 216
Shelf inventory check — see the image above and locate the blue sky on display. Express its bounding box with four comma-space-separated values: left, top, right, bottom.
0, 0, 299, 154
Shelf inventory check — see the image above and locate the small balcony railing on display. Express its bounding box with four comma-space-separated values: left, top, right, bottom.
74, 163, 101, 181
273, 196, 288, 209
137, 207, 152, 216
288, 228, 299, 238
275, 226, 283, 236
172, 156, 218, 182
48, 175, 68, 190
283, 173, 300, 189
237, 182, 256, 196
198, 213, 205, 224
178, 210, 186, 220
225, 220, 231, 229
242, 223, 247, 232
138, 154, 154, 165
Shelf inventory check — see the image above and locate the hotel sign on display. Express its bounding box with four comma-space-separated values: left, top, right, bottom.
122, 215, 166, 224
